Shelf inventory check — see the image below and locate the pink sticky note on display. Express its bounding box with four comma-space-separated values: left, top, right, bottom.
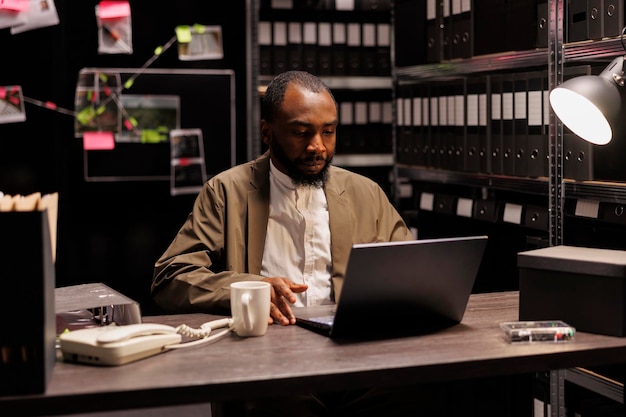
83, 131, 115, 150
98, 1, 130, 19
1, 0, 30, 12
0, 87, 6, 99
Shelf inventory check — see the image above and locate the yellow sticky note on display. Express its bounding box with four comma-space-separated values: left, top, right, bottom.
192, 23, 206, 34
175, 25, 192, 43
141, 129, 165, 143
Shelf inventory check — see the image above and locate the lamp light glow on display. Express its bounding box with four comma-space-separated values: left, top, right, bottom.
549, 56, 626, 145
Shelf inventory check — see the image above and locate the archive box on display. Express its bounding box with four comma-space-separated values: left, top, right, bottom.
518, 245, 626, 336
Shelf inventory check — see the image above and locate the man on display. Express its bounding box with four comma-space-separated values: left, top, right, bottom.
152, 70, 413, 324
152, 70, 420, 416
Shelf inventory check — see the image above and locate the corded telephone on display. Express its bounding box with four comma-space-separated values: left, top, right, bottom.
59, 323, 182, 366
59, 319, 233, 366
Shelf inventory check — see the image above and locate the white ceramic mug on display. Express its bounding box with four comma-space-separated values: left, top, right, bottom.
230, 281, 271, 337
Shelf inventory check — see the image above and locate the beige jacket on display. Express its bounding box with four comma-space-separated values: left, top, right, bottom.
152, 152, 413, 314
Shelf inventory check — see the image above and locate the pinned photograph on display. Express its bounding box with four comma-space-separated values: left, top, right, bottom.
0, 85, 26, 124
9, 0, 60, 34
0, 0, 28, 29
95, 1, 133, 55
74, 70, 122, 137
176, 25, 223, 61
118, 95, 180, 143
170, 128, 207, 196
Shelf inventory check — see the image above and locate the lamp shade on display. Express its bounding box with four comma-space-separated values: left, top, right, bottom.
549, 56, 626, 145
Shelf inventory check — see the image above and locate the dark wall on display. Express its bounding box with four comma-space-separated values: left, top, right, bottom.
0, 1, 249, 315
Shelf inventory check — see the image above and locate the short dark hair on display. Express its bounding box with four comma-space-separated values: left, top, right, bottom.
261, 71, 337, 122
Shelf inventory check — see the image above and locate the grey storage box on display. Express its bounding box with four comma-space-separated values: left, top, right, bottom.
518, 245, 626, 337
56, 283, 142, 331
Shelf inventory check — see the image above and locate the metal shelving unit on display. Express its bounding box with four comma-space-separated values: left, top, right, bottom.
397, 165, 549, 196
566, 368, 624, 405
392, 2, 626, 414
392, 2, 626, 211
395, 48, 549, 79
564, 36, 626, 62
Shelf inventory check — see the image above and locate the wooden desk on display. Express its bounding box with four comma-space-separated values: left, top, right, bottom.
2, 291, 626, 416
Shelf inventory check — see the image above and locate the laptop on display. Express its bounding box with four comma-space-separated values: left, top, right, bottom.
294, 235, 488, 339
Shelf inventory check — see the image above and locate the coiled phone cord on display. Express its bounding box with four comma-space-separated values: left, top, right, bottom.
166, 317, 234, 349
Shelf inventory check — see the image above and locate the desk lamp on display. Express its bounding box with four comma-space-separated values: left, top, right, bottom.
549, 29, 626, 145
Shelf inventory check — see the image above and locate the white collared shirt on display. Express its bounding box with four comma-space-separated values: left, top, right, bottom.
260, 161, 333, 307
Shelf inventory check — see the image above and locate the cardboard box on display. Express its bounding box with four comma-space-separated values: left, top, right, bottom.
518, 245, 626, 336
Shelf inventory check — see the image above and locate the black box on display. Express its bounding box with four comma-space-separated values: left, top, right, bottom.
0, 211, 55, 396
518, 245, 626, 336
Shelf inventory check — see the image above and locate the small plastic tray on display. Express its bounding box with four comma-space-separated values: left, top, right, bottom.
501, 320, 576, 343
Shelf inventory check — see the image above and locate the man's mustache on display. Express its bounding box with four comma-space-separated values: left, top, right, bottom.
299, 155, 328, 163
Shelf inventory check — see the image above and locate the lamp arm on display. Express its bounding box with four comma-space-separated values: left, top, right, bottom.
615, 61, 625, 87
615, 58, 626, 87
616, 26, 626, 88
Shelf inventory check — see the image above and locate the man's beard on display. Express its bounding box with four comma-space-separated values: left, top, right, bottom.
271, 140, 333, 188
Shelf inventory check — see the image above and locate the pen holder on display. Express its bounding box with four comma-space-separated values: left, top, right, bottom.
0, 210, 56, 396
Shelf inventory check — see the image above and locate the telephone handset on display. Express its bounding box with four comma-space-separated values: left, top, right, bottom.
60, 323, 182, 366
60, 319, 233, 366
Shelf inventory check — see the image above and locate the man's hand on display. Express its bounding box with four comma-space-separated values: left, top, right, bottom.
262, 277, 308, 325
